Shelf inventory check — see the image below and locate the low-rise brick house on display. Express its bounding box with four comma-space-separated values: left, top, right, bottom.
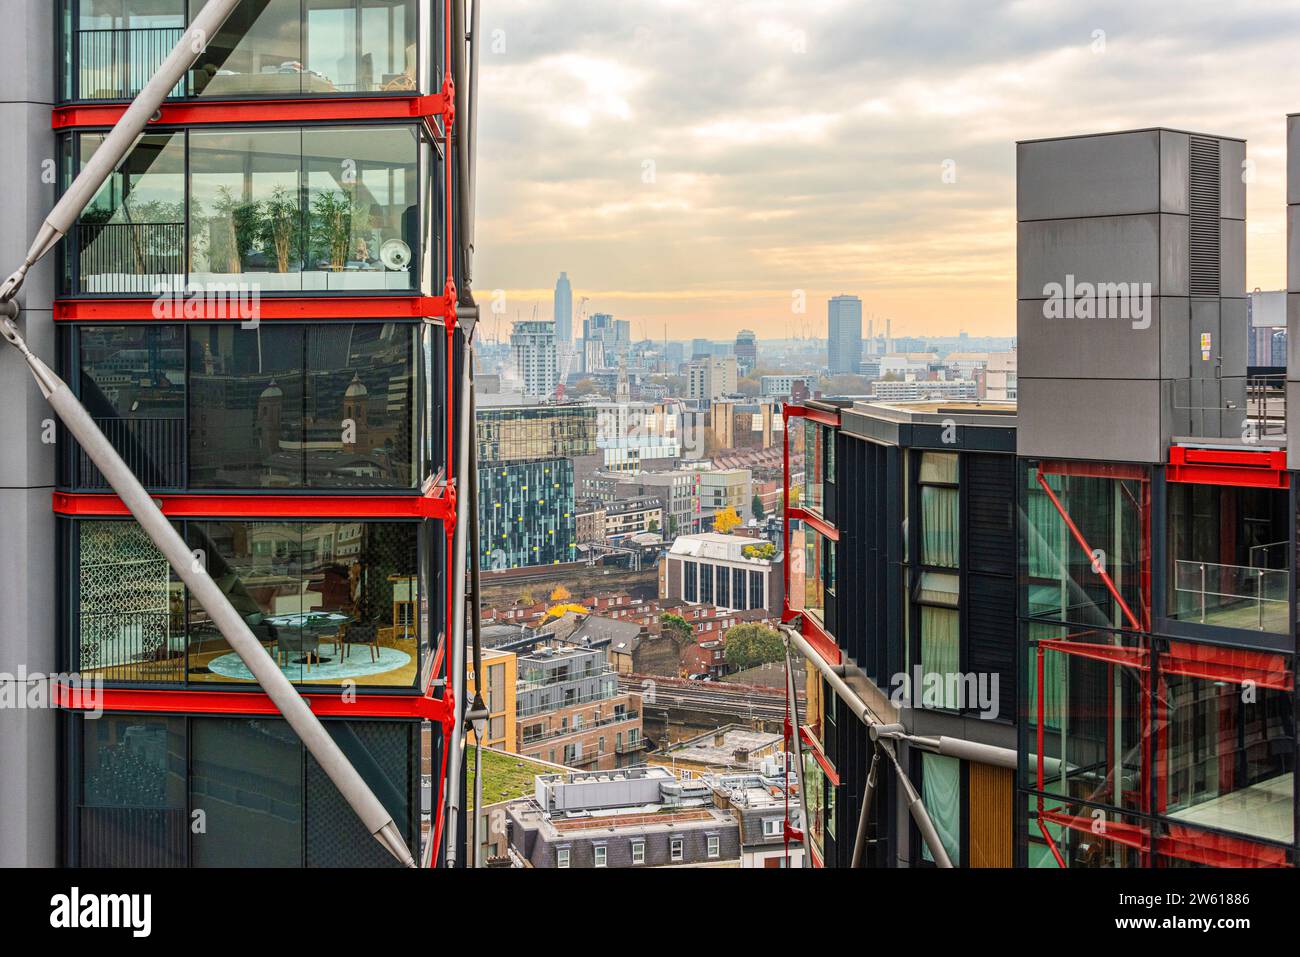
514, 645, 645, 768
505, 766, 741, 868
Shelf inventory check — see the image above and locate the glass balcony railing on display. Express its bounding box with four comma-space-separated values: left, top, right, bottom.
1171, 375, 1285, 442
63, 0, 430, 103
1171, 559, 1289, 633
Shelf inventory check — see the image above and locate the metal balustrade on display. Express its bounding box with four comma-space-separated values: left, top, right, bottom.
76, 221, 186, 294
77, 417, 185, 490
78, 27, 187, 101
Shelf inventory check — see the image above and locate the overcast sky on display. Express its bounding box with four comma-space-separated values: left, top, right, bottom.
473, 0, 1300, 341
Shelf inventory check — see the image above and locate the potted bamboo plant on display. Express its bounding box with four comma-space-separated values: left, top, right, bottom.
260, 185, 299, 273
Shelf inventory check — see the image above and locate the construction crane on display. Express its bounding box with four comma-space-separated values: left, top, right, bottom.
0, 0, 486, 869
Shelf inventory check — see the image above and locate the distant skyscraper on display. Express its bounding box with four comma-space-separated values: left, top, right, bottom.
734, 329, 758, 376
553, 272, 573, 346
512, 320, 559, 397
827, 295, 863, 374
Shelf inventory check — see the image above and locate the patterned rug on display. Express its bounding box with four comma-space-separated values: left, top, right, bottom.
206, 645, 412, 682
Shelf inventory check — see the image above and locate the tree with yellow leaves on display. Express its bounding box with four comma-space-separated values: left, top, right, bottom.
549, 585, 572, 602
712, 505, 742, 534
544, 602, 590, 621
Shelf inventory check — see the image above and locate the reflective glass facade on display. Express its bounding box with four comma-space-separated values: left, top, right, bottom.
64, 124, 431, 295
48, 0, 454, 873
478, 458, 576, 570
475, 405, 598, 463
70, 518, 426, 688
70, 321, 428, 489
72, 713, 419, 867
62, 0, 432, 102
1020, 458, 1298, 868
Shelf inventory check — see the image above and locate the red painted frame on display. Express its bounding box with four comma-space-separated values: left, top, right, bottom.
798, 725, 841, 787
55, 296, 446, 322
1167, 445, 1289, 489
52, 94, 447, 133
53, 489, 454, 522
780, 404, 845, 667
56, 682, 449, 721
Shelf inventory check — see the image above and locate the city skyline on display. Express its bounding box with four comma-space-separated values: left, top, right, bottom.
476, 0, 1300, 340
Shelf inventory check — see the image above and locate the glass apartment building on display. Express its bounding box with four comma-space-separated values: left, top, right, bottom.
785, 399, 1019, 868
475, 405, 597, 570
42, 0, 465, 867
781, 127, 1300, 871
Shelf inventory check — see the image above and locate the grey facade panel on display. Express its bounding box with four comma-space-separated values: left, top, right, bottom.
1160, 297, 1192, 380
1159, 213, 1190, 298
1220, 218, 1246, 299
1160, 131, 1190, 215
1290, 204, 1300, 294
0, 1, 57, 869
1016, 378, 1163, 462
1289, 382, 1300, 470
0, 103, 58, 313
1219, 298, 1248, 378
1290, 116, 1300, 209
1017, 131, 1160, 221
1287, 294, 1300, 377
1219, 138, 1247, 221
0, 0, 53, 104
1016, 297, 1165, 380
1189, 300, 1220, 379
1017, 215, 1163, 300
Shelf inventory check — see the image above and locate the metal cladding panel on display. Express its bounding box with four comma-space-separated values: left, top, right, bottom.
1017, 214, 1162, 300
1290, 205, 1300, 294
1290, 382, 1300, 470
1016, 377, 1163, 463
1164, 376, 1192, 438
1219, 298, 1248, 378
0, 1, 58, 869
1288, 294, 1300, 378
1160, 296, 1192, 380
1160, 131, 1190, 215
0, 0, 52, 103
1160, 212, 1190, 298
1017, 131, 1160, 221
1189, 300, 1220, 379
1220, 218, 1246, 299
1017, 297, 1163, 380
1289, 116, 1300, 209
1190, 377, 1216, 436
1219, 138, 1247, 221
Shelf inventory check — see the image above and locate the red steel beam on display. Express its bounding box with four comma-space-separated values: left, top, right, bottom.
52, 94, 447, 131
54, 296, 446, 323
1167, 446, 1289, 489
54, 682, 448, 721
53, 490, 454, 521
787, 506, 839, 543
782, 404, 841, 428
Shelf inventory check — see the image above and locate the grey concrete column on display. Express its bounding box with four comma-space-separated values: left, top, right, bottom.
0, 0, 58, 868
